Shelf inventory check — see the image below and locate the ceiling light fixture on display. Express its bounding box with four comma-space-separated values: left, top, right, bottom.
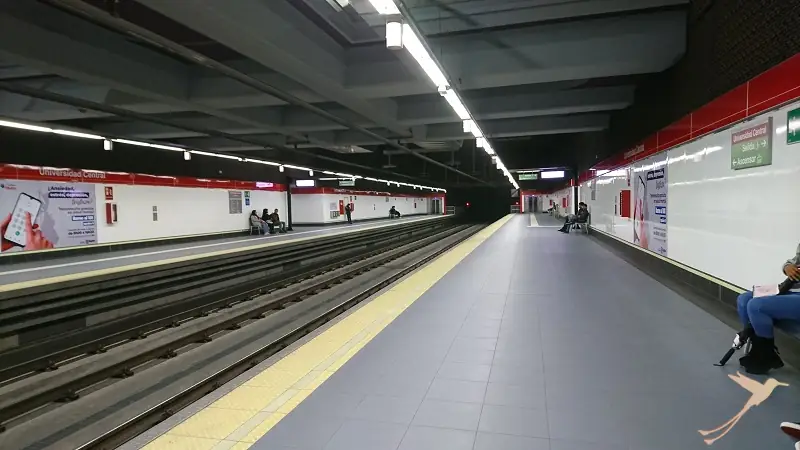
385, 13, 515, 189
51, 129, 105, 139
367, 0, 399, 15
0, 118, 446, 193
440, 88, 470, 120
462, 119, 473, 133
191, 150, 242, 161
386, 17, 403, 50
401, 24, 448, 88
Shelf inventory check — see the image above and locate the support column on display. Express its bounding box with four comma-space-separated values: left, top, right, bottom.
286, 177, 294, 231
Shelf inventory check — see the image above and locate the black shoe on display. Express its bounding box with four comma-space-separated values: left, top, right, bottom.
742, 336, 784, 374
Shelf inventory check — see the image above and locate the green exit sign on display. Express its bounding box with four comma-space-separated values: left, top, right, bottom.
518, 172, 538, 180
788, 107, 800, 145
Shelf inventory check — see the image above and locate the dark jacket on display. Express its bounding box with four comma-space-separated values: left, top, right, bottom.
784, 245, 800, 292
576, 208, 590, 223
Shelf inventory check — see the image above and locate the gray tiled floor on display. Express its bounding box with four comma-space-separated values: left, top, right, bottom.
252, 214, 800, 450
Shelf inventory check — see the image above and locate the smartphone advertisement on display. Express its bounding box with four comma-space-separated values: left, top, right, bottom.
0, 180, 97, 253
632, 159, 668, 256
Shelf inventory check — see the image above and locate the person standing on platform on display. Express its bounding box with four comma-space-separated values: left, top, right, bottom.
736, 243, 800, 374
344, 203, 352, 224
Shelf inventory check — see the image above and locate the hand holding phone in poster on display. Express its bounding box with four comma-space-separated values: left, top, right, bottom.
0, 211, 54, 252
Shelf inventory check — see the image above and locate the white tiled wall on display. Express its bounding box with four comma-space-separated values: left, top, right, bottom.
581, 99, 800, 289
96, 185, 287, 244
541, 187, 574, 217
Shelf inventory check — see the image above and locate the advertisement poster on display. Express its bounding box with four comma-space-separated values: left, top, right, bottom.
0, 179, 97, 253
632, 162, 668, 256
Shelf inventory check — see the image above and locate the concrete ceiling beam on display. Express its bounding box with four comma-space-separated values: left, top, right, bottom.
136, 0, 409, 136
360, 0, 688, 40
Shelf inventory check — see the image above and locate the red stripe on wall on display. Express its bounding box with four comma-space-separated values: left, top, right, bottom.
578, 53, 800, 184
0, 164, 287, 191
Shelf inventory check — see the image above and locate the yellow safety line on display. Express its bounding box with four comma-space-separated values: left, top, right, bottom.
0, 216, 444, 293
140, 214, 514, 450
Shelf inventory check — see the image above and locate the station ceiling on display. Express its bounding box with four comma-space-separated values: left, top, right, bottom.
0, 0, 688, 189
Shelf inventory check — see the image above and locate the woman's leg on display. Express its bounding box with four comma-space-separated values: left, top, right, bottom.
747, 292, 800, 338
736, 291, 754, 328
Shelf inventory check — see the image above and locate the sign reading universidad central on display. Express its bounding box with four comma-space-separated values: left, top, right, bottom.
730, 117, 773, 170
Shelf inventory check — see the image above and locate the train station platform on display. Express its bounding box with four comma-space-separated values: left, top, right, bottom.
0, 215, 442, 288
123, 214, 800, 450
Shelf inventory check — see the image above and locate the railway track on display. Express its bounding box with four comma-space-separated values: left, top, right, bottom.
0, 217, 451, 383
0, 220, 482, 450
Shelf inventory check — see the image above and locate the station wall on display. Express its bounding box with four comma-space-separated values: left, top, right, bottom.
95, 184, 287, 244
540, 187, 574, 217
291, 187, 443, 224
580, 98, 800, 290
0, 163, 443, 254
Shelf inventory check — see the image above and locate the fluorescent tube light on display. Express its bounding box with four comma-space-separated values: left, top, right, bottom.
244, 158, 280, 166
0, 119, 52, 133
402, 24, 448, 88
191, 150, 241, 160
51, 129, 104, 139
441, 89, 470, 120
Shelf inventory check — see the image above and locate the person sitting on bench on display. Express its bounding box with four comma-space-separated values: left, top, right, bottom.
249, 210, 266, 234
558, 202, 589, 234
389, 206, 401, 218
270, 208, 287, 233
261, 208, 275, 234
736, 243, 800, 374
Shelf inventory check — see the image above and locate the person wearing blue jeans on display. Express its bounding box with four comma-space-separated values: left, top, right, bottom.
736, 244, 800, 374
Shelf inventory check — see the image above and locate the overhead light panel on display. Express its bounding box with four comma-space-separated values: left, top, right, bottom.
386, 18, 403, 50
476, 137, 485, 148
463, 119, 473, 133
368, 0, 399, 15
541, 170, 565, 179
183, 151, 191, 161
103, 139, 113, 151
